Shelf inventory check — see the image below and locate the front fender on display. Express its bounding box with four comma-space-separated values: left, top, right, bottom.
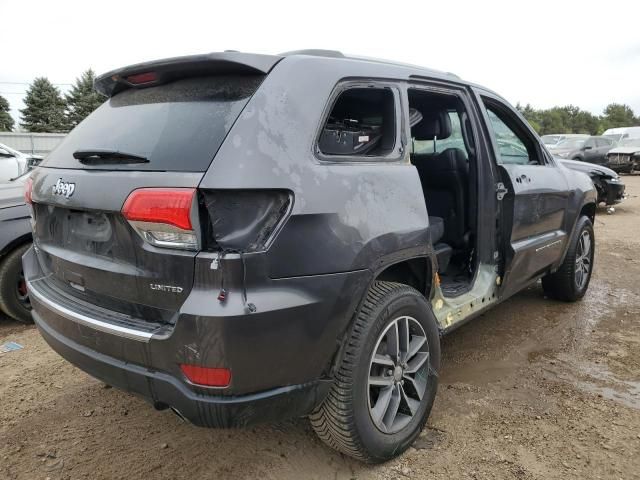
554, 168, 596, 269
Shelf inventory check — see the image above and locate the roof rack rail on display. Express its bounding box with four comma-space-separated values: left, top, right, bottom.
280, 49, 345, 58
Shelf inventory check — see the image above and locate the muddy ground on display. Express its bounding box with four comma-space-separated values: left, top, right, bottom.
2, 177, 639, 480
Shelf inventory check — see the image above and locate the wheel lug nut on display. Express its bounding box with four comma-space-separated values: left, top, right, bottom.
387, 369, 393, 376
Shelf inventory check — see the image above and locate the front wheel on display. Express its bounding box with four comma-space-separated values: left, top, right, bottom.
310, 281, 440, 463
542, 216, 594, 301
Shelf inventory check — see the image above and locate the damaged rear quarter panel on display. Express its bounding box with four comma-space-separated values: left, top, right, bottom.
199, 56, 432, 279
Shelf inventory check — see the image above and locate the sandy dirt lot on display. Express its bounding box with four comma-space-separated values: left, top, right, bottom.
2, 177, 639, 480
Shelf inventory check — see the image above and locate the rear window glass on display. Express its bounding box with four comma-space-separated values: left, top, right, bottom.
41, 75, 263, 172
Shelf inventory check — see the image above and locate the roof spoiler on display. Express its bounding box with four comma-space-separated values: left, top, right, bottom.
94, 51, 283, 97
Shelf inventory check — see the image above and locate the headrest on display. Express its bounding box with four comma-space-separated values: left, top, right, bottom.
411, 111, 452, 141
408, 108, 423, 128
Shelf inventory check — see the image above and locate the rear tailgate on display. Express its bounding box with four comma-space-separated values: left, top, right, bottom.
31, 170, 202, 322
30, 71, 268, 324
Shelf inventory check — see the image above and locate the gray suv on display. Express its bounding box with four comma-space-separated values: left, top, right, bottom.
23, 50, 597, 462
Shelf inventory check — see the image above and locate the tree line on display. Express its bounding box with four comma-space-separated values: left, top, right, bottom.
0, 69, 104, 133
516, 102, 640, 136
1, 74, 639, 136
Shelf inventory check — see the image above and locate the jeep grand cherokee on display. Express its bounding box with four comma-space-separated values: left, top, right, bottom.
23, 50, 597, 462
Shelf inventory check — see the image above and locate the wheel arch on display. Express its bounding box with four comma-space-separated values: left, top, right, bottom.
374, 255, 434, 300
556, 201, 596, 268
0, 233, 33, 261
324, 253, 436, 382
580, 202, 596, 224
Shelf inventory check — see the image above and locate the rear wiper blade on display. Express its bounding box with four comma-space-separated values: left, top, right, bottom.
73, 149, 149, 164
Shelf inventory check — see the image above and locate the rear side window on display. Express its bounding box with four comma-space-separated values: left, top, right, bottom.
318, 87, 396, 158
584, 138, 596, 149
42, 75, 264, 172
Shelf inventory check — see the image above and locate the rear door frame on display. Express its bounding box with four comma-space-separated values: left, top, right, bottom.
404, 77, 503, 276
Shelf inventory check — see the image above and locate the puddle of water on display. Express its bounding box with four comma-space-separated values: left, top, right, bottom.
441, 279, 638, 389
549, 358, 640, 410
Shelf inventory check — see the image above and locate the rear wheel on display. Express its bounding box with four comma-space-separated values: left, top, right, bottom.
310, 281, 440, 462
542, 216, 594, 301
0, 243, 33, 323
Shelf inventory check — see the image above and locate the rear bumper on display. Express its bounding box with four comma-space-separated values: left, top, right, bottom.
24, 246, 368, 427
33, 309, 330, 427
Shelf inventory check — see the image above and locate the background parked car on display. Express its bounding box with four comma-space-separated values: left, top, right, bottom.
557, 158, 625, 206
0, 172, 32, 322
541, 133, 589, 149
0, 142, 42, 184
550, 136, 615, 164
605, 137, 640, 173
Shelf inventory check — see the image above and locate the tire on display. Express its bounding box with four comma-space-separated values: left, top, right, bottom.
542, 216, 594, 302
310, 281, 440, 463
0, 243, 33, 323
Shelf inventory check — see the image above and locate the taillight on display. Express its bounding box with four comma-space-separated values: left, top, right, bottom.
180, 364, 231, 388
201, 190, 291, 252
23, 177, 33, 205
122, 188, 197, 251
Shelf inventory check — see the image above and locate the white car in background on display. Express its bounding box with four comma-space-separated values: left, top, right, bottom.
602, 126, 640, 143
605, 137, 640, 173
0, 143, 41, 184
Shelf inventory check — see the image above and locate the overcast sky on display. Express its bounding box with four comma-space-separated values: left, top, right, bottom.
2, 0, 639, 126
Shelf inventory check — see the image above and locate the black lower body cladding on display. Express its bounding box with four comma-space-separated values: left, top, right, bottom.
34, 311, 331, 427
23, 246, 370, 425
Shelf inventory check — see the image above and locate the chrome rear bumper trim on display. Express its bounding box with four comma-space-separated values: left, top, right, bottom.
27, 280, 153, 342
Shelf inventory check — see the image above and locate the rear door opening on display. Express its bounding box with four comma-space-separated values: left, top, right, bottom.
408, 87, 479, 297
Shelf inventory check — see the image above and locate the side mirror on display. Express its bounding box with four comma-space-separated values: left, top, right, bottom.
0, 152, 15, 158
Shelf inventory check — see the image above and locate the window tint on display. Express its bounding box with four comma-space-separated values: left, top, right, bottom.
318, 87, 396, 157
42, 75, 264, 172
482, 102, 539, 165
584, 138, 596, 148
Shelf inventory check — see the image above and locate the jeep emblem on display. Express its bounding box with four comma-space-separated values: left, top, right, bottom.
52, 178, 76, 198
